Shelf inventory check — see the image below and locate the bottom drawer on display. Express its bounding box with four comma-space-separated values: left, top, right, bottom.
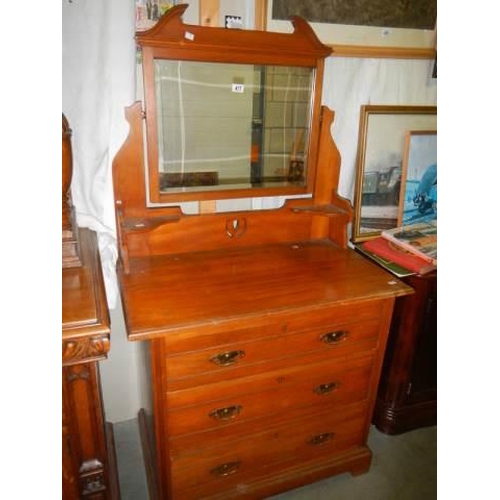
169, 401, 367, 496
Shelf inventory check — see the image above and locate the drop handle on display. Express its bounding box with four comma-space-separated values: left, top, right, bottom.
210, 350, 245, 366
209, 405, 243, 421
210, 461, 241, 477
313, 381, 339, 395
309, 432, 335, 446
320, 330, 348, 344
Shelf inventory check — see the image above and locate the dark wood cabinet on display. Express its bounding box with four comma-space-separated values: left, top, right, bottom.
62, 228, 120, 499
62, 114, 120, 499
372, 272, 437, 435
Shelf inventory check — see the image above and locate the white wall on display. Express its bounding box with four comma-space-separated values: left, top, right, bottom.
98, 301, 152, 420
322, 57, 437, 201
63, 1, 436, 423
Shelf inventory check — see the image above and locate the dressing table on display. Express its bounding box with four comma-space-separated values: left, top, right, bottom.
112, 6, 413, 499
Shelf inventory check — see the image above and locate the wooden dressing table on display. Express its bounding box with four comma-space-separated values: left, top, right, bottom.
112, 6, 413, 499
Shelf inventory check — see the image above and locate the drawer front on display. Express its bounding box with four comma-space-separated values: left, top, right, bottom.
166, 354, 373, 438
162, 300, 383, 356
169, 402, 367, 495
164, 318, 380, 388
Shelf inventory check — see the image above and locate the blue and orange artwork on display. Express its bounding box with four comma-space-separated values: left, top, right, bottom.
401, 133, 437, 225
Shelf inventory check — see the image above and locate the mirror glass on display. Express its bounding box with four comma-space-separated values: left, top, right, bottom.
154, 60, 315, 194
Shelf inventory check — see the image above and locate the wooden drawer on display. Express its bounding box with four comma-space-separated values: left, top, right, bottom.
161, 300, 383, 356
165, 354, 373, 437
164, 318, 380, 389
169, 402, 367, 496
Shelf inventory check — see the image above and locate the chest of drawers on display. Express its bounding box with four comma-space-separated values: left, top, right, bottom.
118, 242, 412, 499
111, 13, 413, 496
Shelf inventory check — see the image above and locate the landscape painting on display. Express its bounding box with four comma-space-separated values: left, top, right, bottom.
271, 0, 436, 29
352, 105, 437, 243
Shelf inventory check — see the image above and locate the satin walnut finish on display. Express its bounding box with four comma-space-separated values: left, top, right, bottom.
112, 6, 413, 499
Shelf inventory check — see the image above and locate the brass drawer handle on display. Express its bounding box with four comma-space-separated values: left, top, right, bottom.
309, 432, 335, 446
313, 381, 339, 395
209, 404, 243, 421
210, 461, 241, 477
320, 330, 348, 344
210, 350, 245, 367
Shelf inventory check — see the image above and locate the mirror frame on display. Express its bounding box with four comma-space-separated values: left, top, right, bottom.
136, 4, 331, 203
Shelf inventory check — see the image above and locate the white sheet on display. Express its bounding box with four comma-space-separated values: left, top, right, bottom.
62, 0, 135, 307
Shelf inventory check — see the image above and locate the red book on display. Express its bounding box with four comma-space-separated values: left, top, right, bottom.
381, 221, 437, 266
362, 237, 437, 275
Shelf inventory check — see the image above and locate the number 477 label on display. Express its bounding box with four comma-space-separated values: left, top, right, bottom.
232, 83, 244, 93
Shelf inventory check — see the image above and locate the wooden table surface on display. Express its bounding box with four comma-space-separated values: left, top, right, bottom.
118, 239, 413, 341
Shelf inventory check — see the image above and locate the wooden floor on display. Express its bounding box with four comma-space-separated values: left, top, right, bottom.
112, 419, 436, 500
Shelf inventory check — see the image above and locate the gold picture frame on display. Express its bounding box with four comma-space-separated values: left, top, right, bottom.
352, 105, 437, 243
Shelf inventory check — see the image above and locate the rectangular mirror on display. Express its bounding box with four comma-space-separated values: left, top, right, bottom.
136, 4, 331, 203
155, 60, 315, 194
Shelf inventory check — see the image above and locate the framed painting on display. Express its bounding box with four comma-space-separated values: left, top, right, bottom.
135, 0, 181, 31
398, 131, 437, 226
264, 0, 437, 56
352, 105, 437, 243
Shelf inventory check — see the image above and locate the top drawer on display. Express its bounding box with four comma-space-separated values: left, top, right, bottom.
161, 300, 383, 356
162, 308, 382, 388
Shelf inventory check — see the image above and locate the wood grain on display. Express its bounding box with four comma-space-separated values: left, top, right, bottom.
112, 9, 414, 498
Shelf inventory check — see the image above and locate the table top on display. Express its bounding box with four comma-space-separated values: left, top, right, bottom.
118, 239, 413, 341
62, 228, 110, 364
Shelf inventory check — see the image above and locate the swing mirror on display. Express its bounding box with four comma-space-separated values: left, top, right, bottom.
137, 4, 330, 203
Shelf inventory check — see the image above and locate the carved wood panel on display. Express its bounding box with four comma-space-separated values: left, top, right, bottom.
63, 335, 110, 365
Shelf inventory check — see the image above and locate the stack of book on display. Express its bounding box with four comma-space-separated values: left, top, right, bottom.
357, 220, 437, 277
